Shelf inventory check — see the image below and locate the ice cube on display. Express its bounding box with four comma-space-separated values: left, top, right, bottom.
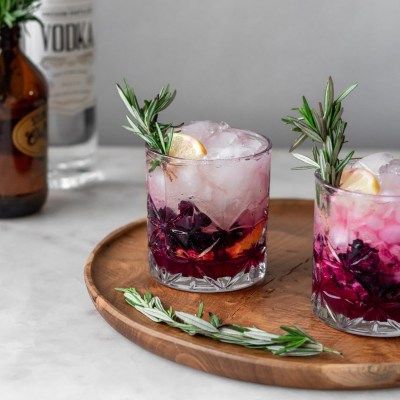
329, 225, 349, 248
379, 223, 400, 244
166, 153, 270, 230
205, 155, 270, 229
204, 129, 242, 159
147, 167, 166, 209
378, 159, 400, 195
181, 121, 222, 143
182, 121, 266, 160
379, 159, 400, 175
167, 121, 270, 229
353, 152, 395, 175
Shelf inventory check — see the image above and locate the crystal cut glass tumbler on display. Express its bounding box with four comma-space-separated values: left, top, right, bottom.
312, 174, 400, 336
146, 133, 271, 292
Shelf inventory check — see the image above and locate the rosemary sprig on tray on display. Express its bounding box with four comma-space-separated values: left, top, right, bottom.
0, 0, 41, 28
116, 287, 341, 357
117, 81, 179, 157
282, 77, 358, 187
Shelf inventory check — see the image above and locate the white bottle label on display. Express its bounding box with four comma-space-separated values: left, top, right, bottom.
25, 1, 94, 115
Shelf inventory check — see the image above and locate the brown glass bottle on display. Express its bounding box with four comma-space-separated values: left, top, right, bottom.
0, 25, 48, 218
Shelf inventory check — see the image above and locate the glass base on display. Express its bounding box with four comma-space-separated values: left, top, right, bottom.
312, 294, 400, 337
149, 252, 266, 293
48, 136, 104, 189
49, 168, 104, 190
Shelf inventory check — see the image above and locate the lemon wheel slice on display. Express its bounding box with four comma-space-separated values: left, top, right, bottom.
168, 132, 207, 159
339, 168, 352, 185
340, 168, 381, 195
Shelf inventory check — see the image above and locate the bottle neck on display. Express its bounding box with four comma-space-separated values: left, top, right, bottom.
0, 26, 21, 51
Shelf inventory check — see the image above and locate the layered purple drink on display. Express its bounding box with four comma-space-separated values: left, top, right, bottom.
146, 121, 271, 292
313, 154, 400, 336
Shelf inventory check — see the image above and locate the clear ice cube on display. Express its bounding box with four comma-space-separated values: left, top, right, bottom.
181, 121, 222, 142
182, 121, 266, 160
353, 152, 395, 175
152, 121, 271, 230
147, 166, 166, 209
379, 159, 400, 175
379, 159, 400, 195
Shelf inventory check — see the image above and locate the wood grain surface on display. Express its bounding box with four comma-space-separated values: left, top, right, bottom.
84, 199, 400, 390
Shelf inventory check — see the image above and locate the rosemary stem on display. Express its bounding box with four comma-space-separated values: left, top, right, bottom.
116, 287, 340, 358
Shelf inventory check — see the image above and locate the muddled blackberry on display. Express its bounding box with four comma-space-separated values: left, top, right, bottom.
313, 235, 400, 322
147, 196, 267, 279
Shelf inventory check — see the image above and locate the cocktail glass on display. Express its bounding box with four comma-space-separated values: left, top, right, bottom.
146, 123, 271, 292
312, 173, 400, 336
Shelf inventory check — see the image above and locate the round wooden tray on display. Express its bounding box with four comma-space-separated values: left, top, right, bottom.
84, 199, 400, 390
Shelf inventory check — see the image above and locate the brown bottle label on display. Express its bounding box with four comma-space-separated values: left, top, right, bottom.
12, 106, 47, 157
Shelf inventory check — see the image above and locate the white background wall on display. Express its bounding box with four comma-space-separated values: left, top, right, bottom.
95, 0, 400, 149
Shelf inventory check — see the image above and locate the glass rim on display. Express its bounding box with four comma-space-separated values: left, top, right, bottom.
314, 171, 400, 199
146, 131, 272, 164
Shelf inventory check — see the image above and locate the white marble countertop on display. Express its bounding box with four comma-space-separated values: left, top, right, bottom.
1, 146, 399, 400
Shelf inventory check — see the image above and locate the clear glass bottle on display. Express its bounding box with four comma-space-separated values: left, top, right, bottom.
24, 0, 99, 189
0, 26, 48, 218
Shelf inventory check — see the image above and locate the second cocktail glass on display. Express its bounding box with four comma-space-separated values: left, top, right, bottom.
146, 122, 271, 292
313, 173, 400, 336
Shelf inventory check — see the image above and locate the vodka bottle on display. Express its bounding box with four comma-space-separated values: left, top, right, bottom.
24, 0, 99, 189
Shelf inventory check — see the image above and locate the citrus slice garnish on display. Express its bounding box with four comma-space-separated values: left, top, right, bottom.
339, 167, 352, 184
168, 132, 207, 159
226, 221, 265, 258
340, 168, 381, 195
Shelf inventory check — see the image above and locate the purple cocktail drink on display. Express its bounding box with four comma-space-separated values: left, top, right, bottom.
313, 155, 400, 336
146, 121, 271, 292
281, 77, 400, 336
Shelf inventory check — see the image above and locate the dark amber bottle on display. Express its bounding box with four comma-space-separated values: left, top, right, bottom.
0, 25, 48, 218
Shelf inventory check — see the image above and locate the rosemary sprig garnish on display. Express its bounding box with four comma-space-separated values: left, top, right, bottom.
0, 0, 41, 28
282, 77, 358, 187
117, 81, 179, 159
116, 287, 340, 357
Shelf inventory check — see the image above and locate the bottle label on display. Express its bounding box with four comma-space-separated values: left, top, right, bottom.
12, 106, 47, 158
24, 1, 94, 115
